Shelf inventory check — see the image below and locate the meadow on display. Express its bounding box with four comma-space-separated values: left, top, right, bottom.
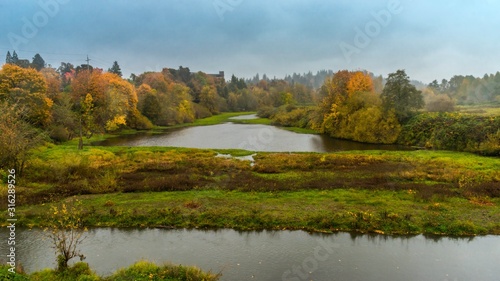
3, 141, 499, 236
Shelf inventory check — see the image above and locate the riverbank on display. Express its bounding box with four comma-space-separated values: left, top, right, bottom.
1, 261, 221, 281
5, 144, 500, 236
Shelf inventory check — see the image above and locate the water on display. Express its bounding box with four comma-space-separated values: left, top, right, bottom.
2, 228, 499, 281
93, 117, 410, 152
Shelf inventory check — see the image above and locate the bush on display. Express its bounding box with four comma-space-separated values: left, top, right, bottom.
49, 125, 72, 142
127, 109, 154, 130
0, 265, 29, 281
257, 106, 276, 118
267, 106, 315, 129
398, 113, 500, 155
192, 102, 212, 119
425, 94, 455, 112
108, 260, 221, 281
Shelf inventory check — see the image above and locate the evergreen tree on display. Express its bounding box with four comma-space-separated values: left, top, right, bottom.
32, 53, 46, 71
12, 51, 19, 65
108, 61, 122, 77
178, 66, 191, 83
6, 51, 12, 64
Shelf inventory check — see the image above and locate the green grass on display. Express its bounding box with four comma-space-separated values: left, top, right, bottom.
456, 103, 500, 116
185, 112, 256, 126
2, 145, 500, 235
5, 144, 500, 236
277, 126, 319, 134
16, 189, 500, 235
1, 261, 221, 281
230, 117, 272, 125
229, 116, 319, 134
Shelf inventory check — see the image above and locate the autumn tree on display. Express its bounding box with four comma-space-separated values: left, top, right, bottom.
347, 71, 374, 97
77, 93, 95, 149
46, 199, 87, 272
70, 70, 150, 143
171, 83, 195, 123
200, 85, 219, 114
40, 67, 62, 100
0, 102, 47, 174
57, 62, 75, 89
0, 64, 52, 127
315, 70, 401, 143
381, 70, 424, 122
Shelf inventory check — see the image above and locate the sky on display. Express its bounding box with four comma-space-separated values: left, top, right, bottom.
1, 0, 500, 83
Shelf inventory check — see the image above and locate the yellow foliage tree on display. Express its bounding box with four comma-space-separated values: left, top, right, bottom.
316, 70, 401, 143
46, 199, 87, 272
0, 64, 52, 127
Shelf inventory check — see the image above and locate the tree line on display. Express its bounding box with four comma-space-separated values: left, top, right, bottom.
1, 52, 499, 174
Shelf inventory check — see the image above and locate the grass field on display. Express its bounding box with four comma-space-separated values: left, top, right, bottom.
456, 103, 500, 116
4, 144, 499, 236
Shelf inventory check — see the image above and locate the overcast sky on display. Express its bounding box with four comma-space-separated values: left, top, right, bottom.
1, 0, 499, 83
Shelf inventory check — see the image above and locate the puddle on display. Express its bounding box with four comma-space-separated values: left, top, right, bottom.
216, 153, 257, 166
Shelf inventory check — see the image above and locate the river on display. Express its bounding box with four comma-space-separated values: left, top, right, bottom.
1, 228, 498, 281
93, 115, 411, 152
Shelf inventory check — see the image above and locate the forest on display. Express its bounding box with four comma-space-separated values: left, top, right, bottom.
1, 51, 499, 174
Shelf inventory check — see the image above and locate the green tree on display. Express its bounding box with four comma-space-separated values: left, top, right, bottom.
31, 53, 45, 71
108, 61, 122, 77
178, 66, 191, 83
381, 70, 424, 122
49, 94, 78, 142
5, 51, 12, 64
11, 51, 19, 65
141, 92, 161, 124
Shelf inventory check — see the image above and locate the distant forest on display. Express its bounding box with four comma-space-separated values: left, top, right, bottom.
248, 69, 500, 105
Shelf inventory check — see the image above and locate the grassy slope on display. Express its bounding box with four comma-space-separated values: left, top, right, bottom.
7, 144, 500, 236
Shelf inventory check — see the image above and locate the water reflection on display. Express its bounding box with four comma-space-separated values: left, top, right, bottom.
93, 123, 412, 152
1, 228, 498, 281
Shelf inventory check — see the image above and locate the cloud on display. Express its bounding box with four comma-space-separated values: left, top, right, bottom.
1, 0, 500, 82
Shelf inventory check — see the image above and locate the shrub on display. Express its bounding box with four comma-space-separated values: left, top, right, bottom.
267, 106, 315, 129
108, 260, 221, 281
0, 265, 29, 281
425, 94, 455, 112
399, 113, 500, 155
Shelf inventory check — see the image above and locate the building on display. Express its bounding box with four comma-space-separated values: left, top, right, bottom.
208, 71, 225, 80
